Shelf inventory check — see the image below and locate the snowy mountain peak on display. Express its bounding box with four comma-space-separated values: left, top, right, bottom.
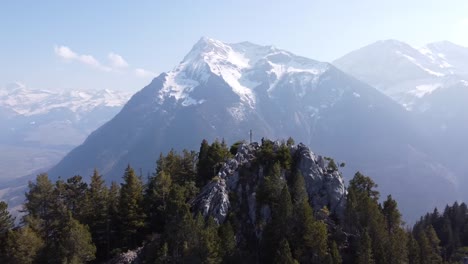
0, 84, 131, 116
158, 37, 329, 109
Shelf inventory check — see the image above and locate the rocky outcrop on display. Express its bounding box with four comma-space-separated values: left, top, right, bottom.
191, 143, 260, 224
191, 142, 347, 224
294, 143, 347, 217
191, 179, 230, 224
106, 247, 142, 264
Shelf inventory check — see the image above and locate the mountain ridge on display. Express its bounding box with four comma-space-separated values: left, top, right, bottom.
47, 37, 459, 221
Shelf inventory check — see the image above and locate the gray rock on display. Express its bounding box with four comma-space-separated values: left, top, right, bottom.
192, 142, 347, 224
191, 179, 230, 224
295, 143, 347, 217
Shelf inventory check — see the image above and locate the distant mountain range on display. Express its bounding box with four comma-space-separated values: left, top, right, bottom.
0, 82, 130, 181
46, 37, 465, 221
333, 40, 468, 109
334, 40, 468, 207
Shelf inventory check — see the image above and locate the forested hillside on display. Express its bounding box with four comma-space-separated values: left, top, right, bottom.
0, 138, 467, 263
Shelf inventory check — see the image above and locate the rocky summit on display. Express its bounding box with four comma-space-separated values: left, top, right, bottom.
192, 142, 346, 226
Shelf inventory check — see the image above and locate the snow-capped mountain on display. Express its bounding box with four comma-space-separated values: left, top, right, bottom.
0, 82, 130, 181
48, 37, 459, 220
333, 40, 468, 109
1, 82, 129, 117
334, 39, 468, 211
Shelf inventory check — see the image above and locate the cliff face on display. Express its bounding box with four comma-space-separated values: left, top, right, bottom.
191, 142, 347, 227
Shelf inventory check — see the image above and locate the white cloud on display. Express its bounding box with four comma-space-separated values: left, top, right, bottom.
135, 68, 156, 78
54, 45, 155, 77
54, 45, 110, 71
108, 52, 129, 68
54, 46, 77, 60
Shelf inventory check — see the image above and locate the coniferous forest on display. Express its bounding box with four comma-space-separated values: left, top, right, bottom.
0, 138, 468, 263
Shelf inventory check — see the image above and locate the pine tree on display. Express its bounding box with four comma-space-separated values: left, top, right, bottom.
218, 221, 236, 262
292, 199, 328, 263
63, 175, 88, 221
84, 169, 109, 260
107, 181, 120, 255
164, 187, 195, 262
0, 201, 14, 235
23, 173, 55, 227
407, 232, 420, 264
357, 230, 375, 264
291, 171, 308, 206
259, 162, 284, 204
5, 227, 44, 264
0, 201, 14, 263
383, 195, 408, 264
145, 169, 172, 233
417, 226, 443, 264
273, 239, 297, 264
118, 165, 146, 250
328, 241, 342, 264
23, 173, 62, 261
60, 216, 96, 263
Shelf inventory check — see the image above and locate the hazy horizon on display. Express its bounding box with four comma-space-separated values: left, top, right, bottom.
2, 1, 468, 92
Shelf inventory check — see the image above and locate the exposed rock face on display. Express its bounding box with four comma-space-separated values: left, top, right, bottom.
294, 143, 347, 217
191, 179, 230, 224
191, 142, 347, 224
106, 247, 142, 264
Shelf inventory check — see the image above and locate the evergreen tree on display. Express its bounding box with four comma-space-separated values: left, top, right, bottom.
5, 227, 44, 264
292, 199, 328, 263
197, 139, 212, 187
258, 162, 284, 204
218, 221, 236, 262
407, 232, 420, 264
23, 173, 62, 261
118, 165, 146, 250
0, 201, 14, 235
107, 181, 120, 255
417, 226, 443, 264
191, 216, 221, 264
164, 186, 196, 262
273, 239, 297, 264
0, 201, 14, 263
328, 241, 342, 264
84, 169, 109, 260
60, 216, 96, 263
383, 195, 408, 264
356, 230, 375, 264
145, 169, 172, 233
291, 171, 308, 206
23, 173, 55, 227
63, 175, 88, 221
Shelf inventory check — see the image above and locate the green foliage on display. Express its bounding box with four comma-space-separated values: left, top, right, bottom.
5, 227, 44, 264
229, 140, 245, 156
356, 230, 375, 264
328, 241, 342, 264
0, 201, 14, 235
258, 162, 284, 204
6, 137, 467, 263
60, 217, 96, 263
145, 169, 172, 233
273, 239, 297, 264
407, 232, 420, 264
325, 157, 338, 172
63, 175, 88, 221
118, 165, 146, 250
218, 221, 236, 262
83, 169, 110, 260
205, 140, 231, 182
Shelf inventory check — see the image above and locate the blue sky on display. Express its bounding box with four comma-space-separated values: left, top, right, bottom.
2, 1, 468, 92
